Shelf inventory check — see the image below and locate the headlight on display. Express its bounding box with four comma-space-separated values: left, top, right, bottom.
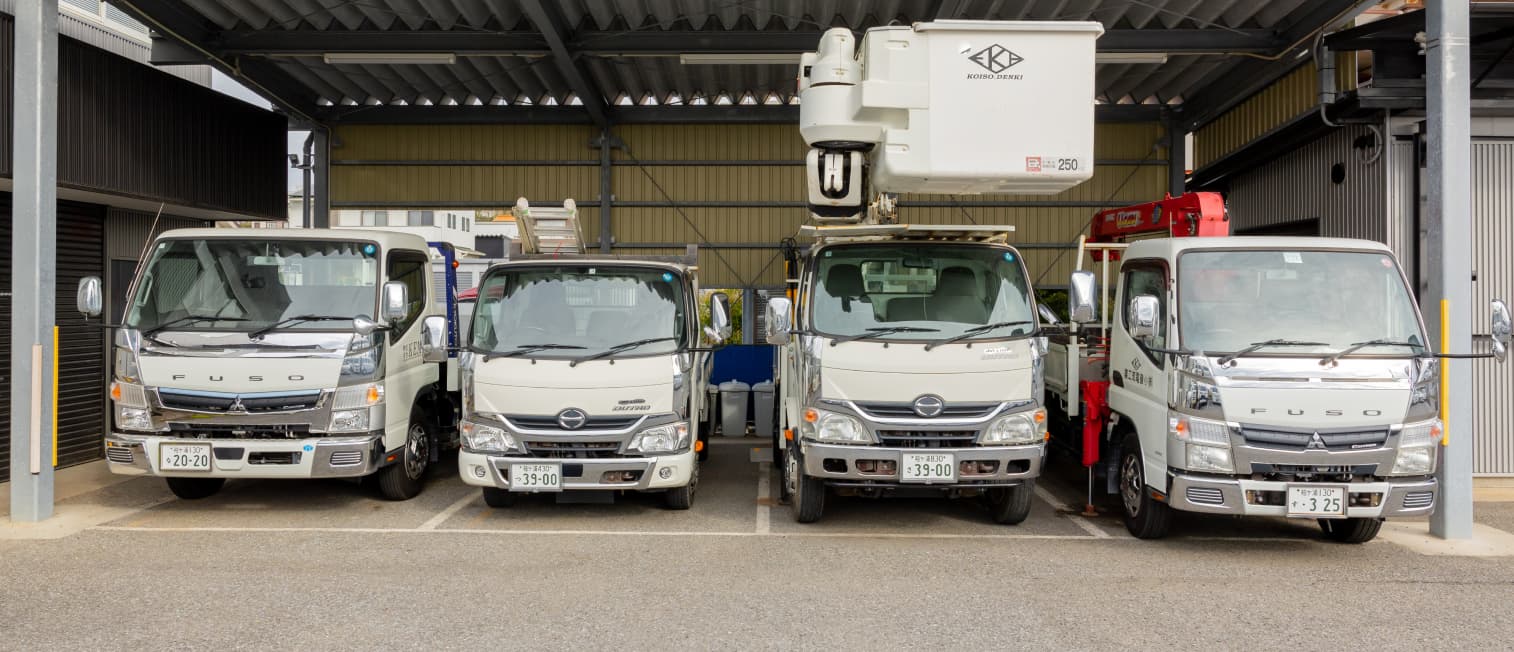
110, 381, 149, 408
1407, 359, 1440, 422
1171, 369, 1223, 419
113, 347, 140, 382
333, 383, 383, 409
1172, 414, 1233, 473
1393, 419, 1442, 475
329, 409, 371, 432
801, 408, 870, 444
628, 421, 691, 454
460, 417, 520, 453
981, 408, 1047, 445
115, 406, 153, 431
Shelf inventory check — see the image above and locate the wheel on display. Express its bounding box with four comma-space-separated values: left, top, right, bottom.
482, 487, 516, 508
1119, 433, 1173, 539
664, 460, 698, 510
786, 445, 825, 523
165, 477, 225, 500
987, 481, 1035, 525
375, 413, 431, 501
1319, 517, 1382, 544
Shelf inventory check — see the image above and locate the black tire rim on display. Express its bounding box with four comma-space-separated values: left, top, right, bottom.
785, 446, 800, 499
1121, 452, 1143, 517
405, 423, 429, 480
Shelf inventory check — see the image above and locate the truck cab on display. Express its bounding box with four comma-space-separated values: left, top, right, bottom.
766, 225, 1047, 524
78, 229, 460, 501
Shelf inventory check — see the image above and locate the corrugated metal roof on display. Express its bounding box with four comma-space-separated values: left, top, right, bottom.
122, 0, 1347, 114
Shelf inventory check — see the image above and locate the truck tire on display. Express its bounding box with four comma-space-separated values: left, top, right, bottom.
1119, 434, 1173, 539
1319, 517, 1383, 544
482, 487, 517, 508
787, 446, 825, 523
376, 413, 431, 501
664, 460, 698, 510
165, 477, 225, 500
987, 481, 1035, 525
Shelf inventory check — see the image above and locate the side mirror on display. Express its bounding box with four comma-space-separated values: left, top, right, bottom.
1037, 303, 1062, 326
76, 276, 103, 318
420, 315, 448, 362
1492, 299, 1511, 363
765, 297, 793, 345
1127, 294, 1160, 341
705, 292, 733, 344
1068, 271, 1097, 324
353, 315, 379, 336
382, 281, 409, 323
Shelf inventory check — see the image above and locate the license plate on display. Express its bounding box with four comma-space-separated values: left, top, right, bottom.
159, 443, 212, 471
1286, 485, 1347, 517
510, 463, 562, 492
900, 453, 956, 484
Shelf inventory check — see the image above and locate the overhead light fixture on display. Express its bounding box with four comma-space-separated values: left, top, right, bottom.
323, 52, 457, 65
1095, 53, 1168, 65
679, 53, 803, 65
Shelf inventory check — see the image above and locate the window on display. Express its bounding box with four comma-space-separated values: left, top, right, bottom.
386, 251, 429, 339
447, 214, 457, 229
470, 266, 685, 357
360, 211, 387, 227
1121, 262, 1168, 364
407, 210, 434, 226
463, 218, 471, 232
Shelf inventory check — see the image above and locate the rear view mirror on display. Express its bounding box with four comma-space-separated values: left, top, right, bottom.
1037, 303, 1062, 326
706, 292, 733, 344
1068, 271, 1097, 323
76, 276, 103, 318
382, 281, 408, 323
420, 315, 448, 362
1492, 300, 1511, 363
1128, 295, 1159, 341
353, 315, 379, 337
766, 297, 793, 345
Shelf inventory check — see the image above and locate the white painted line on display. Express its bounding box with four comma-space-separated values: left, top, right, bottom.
755, 461, 771, 534
90, 525, 1111, 541
419, 491, 479, 531
1032, 482, 1112, 539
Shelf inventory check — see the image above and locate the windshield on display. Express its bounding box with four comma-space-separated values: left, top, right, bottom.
469, 266, 686, 357
810, 244, 1035, 340
1178, 249, 1424, 354
126, 239, 378, 332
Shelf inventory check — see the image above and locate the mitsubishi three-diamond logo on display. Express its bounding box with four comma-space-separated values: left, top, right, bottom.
968, 44, 1023, 74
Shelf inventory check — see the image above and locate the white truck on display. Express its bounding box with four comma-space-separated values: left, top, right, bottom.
455, 200, 729, 509
1044, 194, 1513, 542
762, 20, 1104, 524
75, 229, 459, 500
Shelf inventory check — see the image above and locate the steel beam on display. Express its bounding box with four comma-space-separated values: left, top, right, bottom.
211, 29, 1280, 56
10, 0, 59, 522
518, 0, 608, 127
1426, 0, 1475, 540
312, 129, 331, 229
596, 128, 614, 253
1166, 117, 1188, 196
317, 104, 1163, 125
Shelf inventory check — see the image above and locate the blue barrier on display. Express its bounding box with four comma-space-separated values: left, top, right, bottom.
711, 345, 776, 386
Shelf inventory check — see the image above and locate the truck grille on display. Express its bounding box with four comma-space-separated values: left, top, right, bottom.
159, 389, 322, 413
167, 423, 312, 439
1240, 427, 1388, 450
507, 415, 640, 431
875, 431, 978, 448
855, 402, 998, 420
524, 441, 622, 458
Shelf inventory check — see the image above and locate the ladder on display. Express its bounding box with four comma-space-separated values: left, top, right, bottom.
513, 197, 584, 254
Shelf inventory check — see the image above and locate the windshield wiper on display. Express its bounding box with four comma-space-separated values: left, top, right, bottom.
249, 315, 355, 339
142, 314, 250, 337
829, 326, 941, 346
1216, 339, 1329, 367
1320, 339, 1424, 366
481, 343, 586, 362
923, 321, 1034, 351
570, 337, 678, 367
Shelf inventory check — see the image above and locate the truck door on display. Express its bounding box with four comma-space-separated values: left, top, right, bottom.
1109, 260, 1172, 490
384, 250, 439, 444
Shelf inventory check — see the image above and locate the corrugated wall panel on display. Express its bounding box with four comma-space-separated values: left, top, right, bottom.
332, 125, 598, 161
103, 208, 205, 259
1385, 139, 1417, 268
1225, 125, 1388, 242
1193, 53, 1356, 169
332, 165, 599, 204
1471, 140, 1514, 475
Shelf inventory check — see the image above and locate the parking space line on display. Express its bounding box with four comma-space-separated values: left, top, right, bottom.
420, 492, 479, 530
89, 525, 1110, 540
1032, 483, 1113, 539
755, 461, 771, 534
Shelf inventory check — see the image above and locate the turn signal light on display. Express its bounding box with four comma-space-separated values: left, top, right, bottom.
784, 428, 794, 441
366, 385, 383, 405
803, 408, 818, 423
695, 440, 705, 452
109, 382, 121, 401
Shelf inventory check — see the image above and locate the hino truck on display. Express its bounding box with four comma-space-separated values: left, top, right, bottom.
763, 20, 1104, 524
1044, 193, 1513, 542
75, 229, 460, 501
455, 199, 729, 509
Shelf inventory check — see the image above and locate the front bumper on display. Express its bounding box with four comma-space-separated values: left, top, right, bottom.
1168, 472, 1437, 518
104, 432, 386, 479
800, 441, 1044, 488
457, 449, 695, 491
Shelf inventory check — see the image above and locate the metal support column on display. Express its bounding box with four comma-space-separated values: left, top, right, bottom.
597, 127, 613, 253
301, 132, 314, 229
312, 128, 331, 229
1166, 116, 1187, 196
1426, 0, 1474, 539
9, 0, 59, 522
742, 288, 757, 345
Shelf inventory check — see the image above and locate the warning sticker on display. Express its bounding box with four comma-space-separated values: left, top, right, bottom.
1025, 157, 1042, 173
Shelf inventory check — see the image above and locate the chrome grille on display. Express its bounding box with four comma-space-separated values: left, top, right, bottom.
855, 402, 998, 419
329, 451, 364, 467
875, 431, 978, 448
1403, 491, 1435, 510
1185, 487, 1226, 506
106, 447, 134, 464
507, 415, 639, 431
524, 441, 622, 459
159, 389, 321, 413
1240, 427, 1388, 450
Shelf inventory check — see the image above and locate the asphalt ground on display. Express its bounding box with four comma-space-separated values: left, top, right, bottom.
4, 438, 1514, 650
